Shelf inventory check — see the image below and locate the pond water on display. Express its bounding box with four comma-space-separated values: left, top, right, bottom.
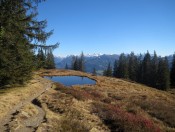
44, 76, 96, 86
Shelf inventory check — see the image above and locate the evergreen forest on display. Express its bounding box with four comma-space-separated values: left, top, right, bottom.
0, 0, 58, 87
104, 51, 175, 91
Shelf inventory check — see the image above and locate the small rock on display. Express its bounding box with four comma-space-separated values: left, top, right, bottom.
21, 111, 30, 118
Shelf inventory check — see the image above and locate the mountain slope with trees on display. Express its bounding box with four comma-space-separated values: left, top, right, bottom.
111, 51, 172, 90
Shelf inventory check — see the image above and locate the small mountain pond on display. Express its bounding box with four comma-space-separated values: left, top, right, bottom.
44, 76, 96, 86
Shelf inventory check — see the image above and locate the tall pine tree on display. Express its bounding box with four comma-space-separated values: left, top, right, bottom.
150, 51, 159, 87
117, 53, 128, 79
128, 52, 138, 81
0, 0, 55, 87
142, 51, 151, 86
157, 57, 170, 90
170, 53, 175, 87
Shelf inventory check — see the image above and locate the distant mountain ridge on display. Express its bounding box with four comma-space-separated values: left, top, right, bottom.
54, 54, 173, 73
55, 54, 119, 73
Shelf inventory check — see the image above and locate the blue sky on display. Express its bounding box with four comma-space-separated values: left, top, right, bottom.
38, 0, 175, 57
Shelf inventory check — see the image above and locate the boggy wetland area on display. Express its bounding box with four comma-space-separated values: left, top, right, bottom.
0, 69, 175, 132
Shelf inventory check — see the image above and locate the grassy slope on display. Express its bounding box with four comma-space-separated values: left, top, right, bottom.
0, 74, 51, 120
0, 69, 175, 132
38, 69, 175, 132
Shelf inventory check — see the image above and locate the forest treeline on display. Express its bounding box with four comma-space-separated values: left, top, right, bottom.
70, 52, 85, 72
0, 0, 57, 87
103, 51, 175, 90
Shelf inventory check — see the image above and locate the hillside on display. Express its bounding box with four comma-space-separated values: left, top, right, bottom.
1, 69, 174, 131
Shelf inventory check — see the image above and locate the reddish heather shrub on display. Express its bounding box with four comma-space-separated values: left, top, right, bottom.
56, 84, 104, 101
92, 102, 161, 132
70, 89, 93, 101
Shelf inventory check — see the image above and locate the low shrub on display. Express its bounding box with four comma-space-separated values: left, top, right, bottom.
135, 99, 175, 128
55, 84, 103, 101
92, 102, 161, 132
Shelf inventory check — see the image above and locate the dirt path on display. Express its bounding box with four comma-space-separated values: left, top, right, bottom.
0, 77, 52, 132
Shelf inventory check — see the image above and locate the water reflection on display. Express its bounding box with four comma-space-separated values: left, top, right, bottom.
44, 76, 96, 86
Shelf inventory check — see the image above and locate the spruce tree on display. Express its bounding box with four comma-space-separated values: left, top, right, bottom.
157, 57, 170, 90
45, 49, 55, 69
142, 51, 151, 86
73, 57, 79, 71
136, 54, 143, 83
36, 48, 45, 68
128, 52, 138, 81
170, 53, 175, 87
103, 63, 112, 77
106, 62, 112, 77
150, 51, 159, 87
117, 53, 128, 78
0, 0, 55, 87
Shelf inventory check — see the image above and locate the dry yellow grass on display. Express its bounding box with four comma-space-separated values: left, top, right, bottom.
0, 74, 50, 119
40, 69, 175, 132
1, 69, 175, 132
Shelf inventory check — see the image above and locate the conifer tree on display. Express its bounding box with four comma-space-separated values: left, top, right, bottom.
150, 51, 159, 87
71, 52, 85, 72
106, 62, 112, 77
73, 57, 79, 71
136, 54, 143, 83
142, 51, 151, 86
157, 57, 170, 90
170, 53, 175, 87
37, 48, 45, 68
128, 52, 138, 81
45, 49, 55, 69
117, 53, 128, 78
0, 0, 57, 87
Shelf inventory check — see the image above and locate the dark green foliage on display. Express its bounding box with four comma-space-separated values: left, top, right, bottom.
112, 51, 171, 91
150, 51, 159, 87
71, 52, 85, 72
116, 53, 128, 79
136, 54, 143, 83
170, 54, 175, 87
142, 51, 152, 86
0, 39, 33, 86
45, 49, 55, 69
103, 62, 112, 77
128, 52, 138, 81
72, 57, 79, 71
0, 0, 55, 87
36, 48, 45, 68
157, 57, 170, 90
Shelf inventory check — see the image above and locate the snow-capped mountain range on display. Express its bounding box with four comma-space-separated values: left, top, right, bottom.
54, 54, 173, 73
54, 54, 119, 73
